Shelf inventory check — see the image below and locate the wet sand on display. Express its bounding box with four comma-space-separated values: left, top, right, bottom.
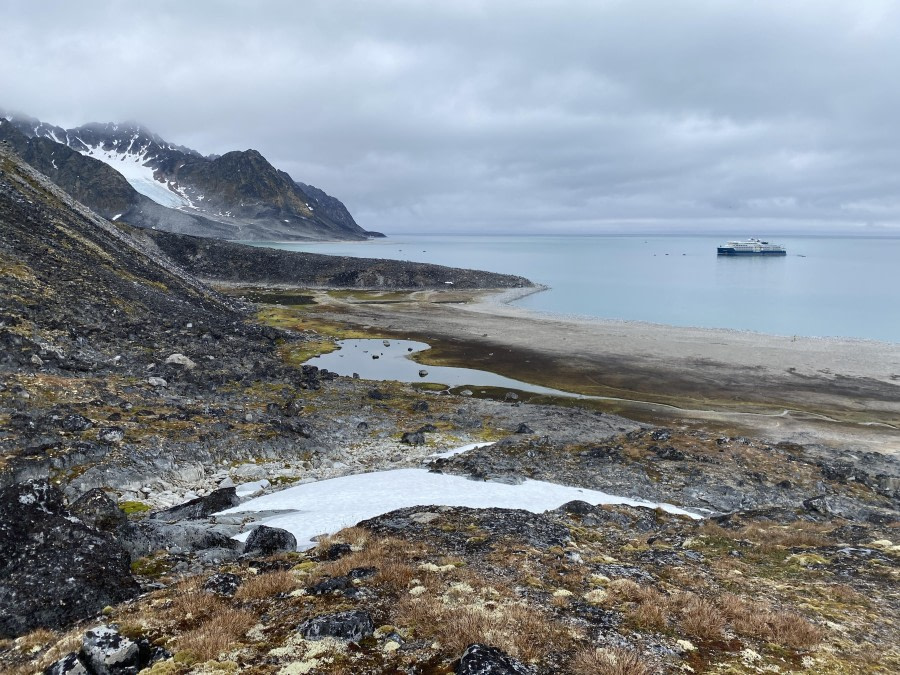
301, 288, 900, 454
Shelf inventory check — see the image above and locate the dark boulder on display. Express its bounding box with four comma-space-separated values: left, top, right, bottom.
151, 487, 239, 522
0, 481, 139, 638
243, 525, 297, 555
299, 610, 374, 642
456, 643, 533, 674
318, 542, 352, 561
70, 489, 128, 532
59, 414, 93, 433
653, 445, 686, 461
401, 431, 426, 445
309, 576, 353, 596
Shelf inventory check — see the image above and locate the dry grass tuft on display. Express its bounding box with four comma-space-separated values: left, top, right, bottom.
234, 570, 298, 601
715, 593, 824, 649
374, 560, 418, 595
767, 611, 826, 650
15, 628, 56, 651
176, 607, 256, 661
395, 595, 566, 662
679, 597, 725, 641
627, 600, 669, 632
315, 526, 371, 551
698, 520, 831, 551
165, 577, 224, 626
572, 646, 655, 675
323, 536, 416, 579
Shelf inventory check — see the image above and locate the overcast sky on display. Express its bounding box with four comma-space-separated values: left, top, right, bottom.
3, 0, 900, 234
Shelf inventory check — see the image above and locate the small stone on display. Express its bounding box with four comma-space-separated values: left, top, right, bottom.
204, 572, 242, 597
98, 427, 125, 444
164, 353, 196, 369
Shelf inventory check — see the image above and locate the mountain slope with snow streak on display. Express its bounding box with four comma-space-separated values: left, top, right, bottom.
1, 111, 372, 241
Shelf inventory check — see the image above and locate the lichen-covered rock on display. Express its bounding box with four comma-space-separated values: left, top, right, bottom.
456, 644, 533, 674
204, 572, 242, 597
0, 481, 139, 638
299, 610, 374, 642
69, 488, 128, 532
44, 625, 169, 675
243, 524, 297, 555
81, 625, 140, 675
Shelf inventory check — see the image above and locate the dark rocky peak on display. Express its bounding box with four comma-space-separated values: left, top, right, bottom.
295, 180, 362, 232
66, 120, 203, 159
1, 109, 69, 145
0, 119, 141, 218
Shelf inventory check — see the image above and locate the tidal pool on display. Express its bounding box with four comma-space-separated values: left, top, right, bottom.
304, 338, 583, 398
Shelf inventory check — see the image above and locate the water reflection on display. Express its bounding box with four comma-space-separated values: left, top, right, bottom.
305, 339, 583, 398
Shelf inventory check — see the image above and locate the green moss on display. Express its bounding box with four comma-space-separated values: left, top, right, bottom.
120, 500, 152, 515
130, 552, 172, 578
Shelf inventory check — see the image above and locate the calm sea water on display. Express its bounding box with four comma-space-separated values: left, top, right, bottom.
247, 235, 900, 343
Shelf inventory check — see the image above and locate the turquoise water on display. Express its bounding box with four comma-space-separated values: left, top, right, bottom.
246, 235, 900, 343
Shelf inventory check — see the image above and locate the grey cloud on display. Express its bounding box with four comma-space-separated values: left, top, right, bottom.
3, 0, 900, 234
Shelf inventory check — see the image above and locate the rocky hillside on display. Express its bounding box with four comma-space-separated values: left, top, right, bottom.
142, 229, 534, 289
1, 111, 373, 241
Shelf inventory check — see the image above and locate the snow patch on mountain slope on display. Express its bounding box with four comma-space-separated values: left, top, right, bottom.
79, 141, 192, 209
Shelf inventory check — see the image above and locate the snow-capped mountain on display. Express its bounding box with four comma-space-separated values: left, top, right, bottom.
0, 111, 376, 241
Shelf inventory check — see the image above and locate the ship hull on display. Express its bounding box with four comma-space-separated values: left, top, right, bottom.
717, 248, 786, 256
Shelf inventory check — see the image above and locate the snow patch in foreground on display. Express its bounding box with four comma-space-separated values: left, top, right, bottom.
218, 467, 700, 550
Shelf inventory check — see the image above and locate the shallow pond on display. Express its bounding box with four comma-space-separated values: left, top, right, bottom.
305, 338, 583, 398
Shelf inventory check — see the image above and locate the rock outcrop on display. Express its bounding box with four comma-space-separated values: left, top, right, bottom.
0, 481, 138, 637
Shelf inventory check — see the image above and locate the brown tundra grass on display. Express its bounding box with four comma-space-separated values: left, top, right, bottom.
716, 593, 825, 649
176, 606, 256, 662
233, 570, 298, 601
395, 594, 568, 663
679, 597, 726, 641
572, 647, 656, 675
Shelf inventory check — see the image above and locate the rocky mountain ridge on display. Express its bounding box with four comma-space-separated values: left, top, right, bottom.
1, 110, 374, 241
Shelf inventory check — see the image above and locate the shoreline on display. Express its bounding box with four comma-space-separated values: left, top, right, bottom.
302, 287, 900, 454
